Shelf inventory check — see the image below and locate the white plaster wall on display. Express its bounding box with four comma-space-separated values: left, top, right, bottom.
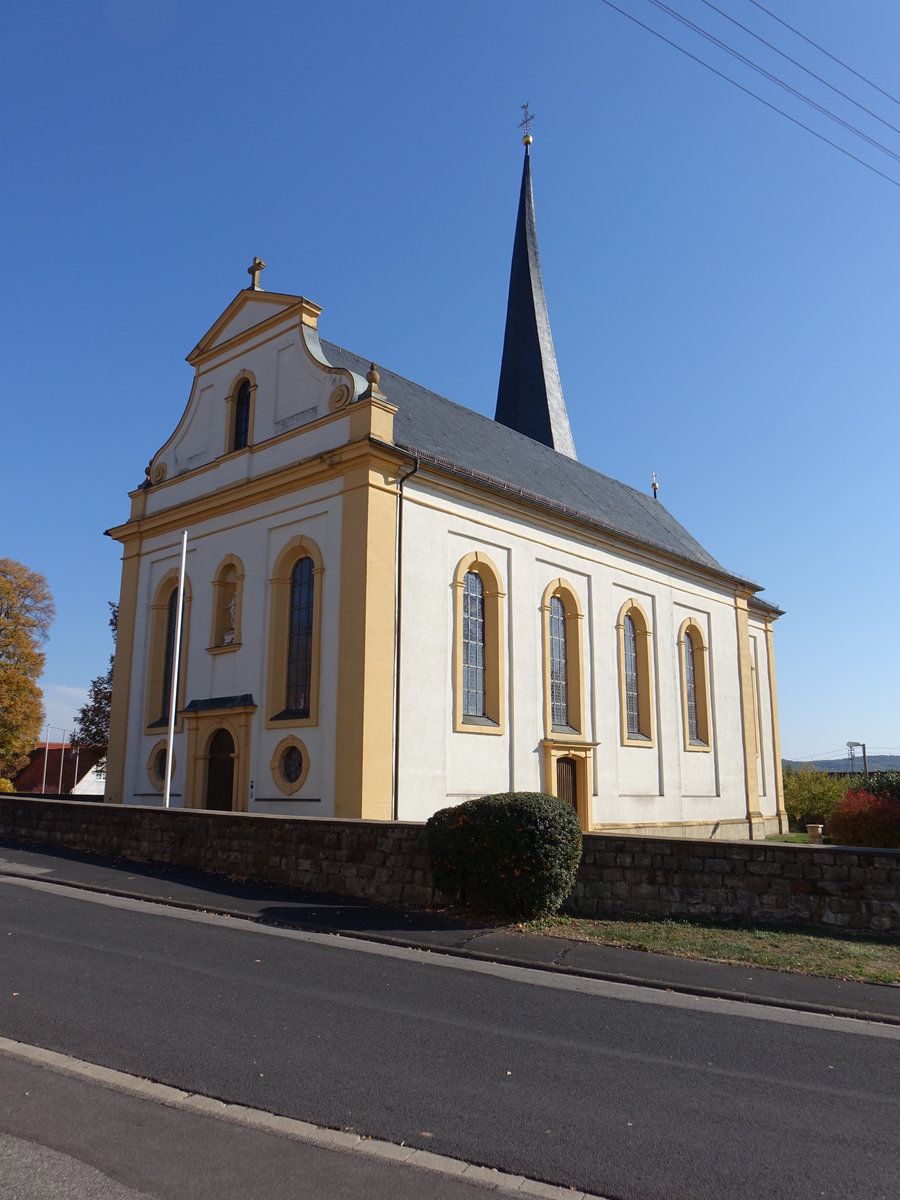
396, 475, 757, 830
122, 481, 343, 815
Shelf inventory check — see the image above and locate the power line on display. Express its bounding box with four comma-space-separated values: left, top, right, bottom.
698, 0, 900, 138
596, 0, 900, 190
646, 0, 900, 165
746, 0, 900, 110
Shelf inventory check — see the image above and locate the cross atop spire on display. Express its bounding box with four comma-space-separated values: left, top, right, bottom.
518, 102, 535, 147
247, 256, 266, 290
494, 136, 577, 460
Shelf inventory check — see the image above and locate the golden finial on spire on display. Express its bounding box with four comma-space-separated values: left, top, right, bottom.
518, 102, 535, 147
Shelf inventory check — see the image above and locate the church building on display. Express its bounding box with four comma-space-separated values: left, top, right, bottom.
105, 135, 787, 839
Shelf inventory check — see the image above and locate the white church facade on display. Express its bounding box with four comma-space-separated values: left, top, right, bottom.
105, 142, 787, 840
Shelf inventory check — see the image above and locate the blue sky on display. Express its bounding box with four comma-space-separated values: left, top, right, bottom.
3, 0, 898, 762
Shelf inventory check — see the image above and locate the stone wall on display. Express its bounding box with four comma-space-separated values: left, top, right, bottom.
1, 797, 897, 931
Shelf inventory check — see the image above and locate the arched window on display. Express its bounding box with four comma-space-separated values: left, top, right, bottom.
677, 616, 711, 750
225, 372, 256, 455
233, 380, 251, 451
286, 557, 314, 716
160, 588, 178, 721
549, 596, 567, 728
266, 536, 323, 727
616, 598, 654, 746
540, 580, 584, 736
145, 569, 192, 732
462, 571, 485, 718
453, 552, 505, 733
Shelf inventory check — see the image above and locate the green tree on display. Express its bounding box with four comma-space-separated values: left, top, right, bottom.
782, 764, 846, 830
72, 603, 117, 758
0, 559, 55, 782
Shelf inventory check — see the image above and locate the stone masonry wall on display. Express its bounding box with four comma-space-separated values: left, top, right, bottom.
1, 797, 897, 931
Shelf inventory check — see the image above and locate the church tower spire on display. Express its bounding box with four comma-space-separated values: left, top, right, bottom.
494, 123, 577, 460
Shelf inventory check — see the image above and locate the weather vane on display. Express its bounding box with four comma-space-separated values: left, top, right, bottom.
518, 102, 535, 144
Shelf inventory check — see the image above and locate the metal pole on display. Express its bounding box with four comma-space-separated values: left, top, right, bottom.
57, 732, 67, 794
164, 531, 188, 809
41, 723, 50, 794
862, 743, 869, 778
73, 746, 80, 791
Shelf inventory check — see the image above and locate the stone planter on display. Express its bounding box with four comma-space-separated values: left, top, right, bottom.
806, 823, 824, 844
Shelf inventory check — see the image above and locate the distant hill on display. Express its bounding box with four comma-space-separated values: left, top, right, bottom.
783, 755, 900, 774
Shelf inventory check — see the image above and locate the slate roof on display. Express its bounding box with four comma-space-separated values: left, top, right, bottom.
321, 338, 763, 591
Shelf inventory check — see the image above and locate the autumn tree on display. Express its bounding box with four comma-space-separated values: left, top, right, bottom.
0, 559, 55, 781
72, 603, 117, 759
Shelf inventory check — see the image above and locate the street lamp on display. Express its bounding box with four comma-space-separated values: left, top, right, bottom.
846, 741, 869, 778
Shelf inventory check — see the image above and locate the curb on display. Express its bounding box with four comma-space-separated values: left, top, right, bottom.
2, 864, 897, 1027
0, 1035, 610, 1200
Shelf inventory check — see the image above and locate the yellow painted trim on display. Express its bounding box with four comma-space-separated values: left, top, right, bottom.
540, 578, 585, 737
209, 553, 245, 652
452, 550, 506, 736
105, 538, 141, 804
184, 705, 254, 811
734, 592, 764, 837
540, 740, 596, 832
143, 569, 193, 735
222, 370, 257, 456
146, 740, 175, 792
265, 535, 324, 729
615, 597, 655, 747
269, 735, 311, 796
348, 395, 397, 444
765, 620, 788, 833
676, 616, 712, 752
334, 463, 398, 818
110, 438, 400, 546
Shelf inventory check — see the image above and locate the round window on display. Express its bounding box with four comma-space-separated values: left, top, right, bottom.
281, 745, 304, 784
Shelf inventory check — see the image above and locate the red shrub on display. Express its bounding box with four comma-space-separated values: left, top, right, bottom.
828, 789, 900, 848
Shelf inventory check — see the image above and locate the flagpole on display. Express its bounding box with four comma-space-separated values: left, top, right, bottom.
163, 531, 188, 809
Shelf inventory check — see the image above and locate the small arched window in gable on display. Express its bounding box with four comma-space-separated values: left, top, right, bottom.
462, 571, 486, 718
549, 595, 568, 728
286, 556, 315, 717
233, 380, 251, 451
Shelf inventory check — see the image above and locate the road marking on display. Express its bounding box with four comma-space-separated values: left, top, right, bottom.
0, 1035, 609, 1200
2, 873, 897, 1039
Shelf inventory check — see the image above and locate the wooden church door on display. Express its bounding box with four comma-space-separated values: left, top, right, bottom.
556, 757, 577, 814
206, 729, 235, 811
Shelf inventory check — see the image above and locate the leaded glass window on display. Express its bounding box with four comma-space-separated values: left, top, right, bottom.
684, 630, 699, 743
462, 571, 485, 718
233, 380, 251, 451
549, 595, 568, 728
624, 613, 640, 738
160, 588, 178, 720
286, 557, 314, 716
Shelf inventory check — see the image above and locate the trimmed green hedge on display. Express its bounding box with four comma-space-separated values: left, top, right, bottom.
426, 792, 582, 917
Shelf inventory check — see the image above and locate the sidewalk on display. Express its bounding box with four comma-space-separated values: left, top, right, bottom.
1, 840, 897, 1024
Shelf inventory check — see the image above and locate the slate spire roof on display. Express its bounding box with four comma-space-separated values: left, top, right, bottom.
494, 141, 577, 460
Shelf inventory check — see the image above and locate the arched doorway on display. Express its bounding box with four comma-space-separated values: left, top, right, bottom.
206, 728, 235, 810
556, 756, 577, 815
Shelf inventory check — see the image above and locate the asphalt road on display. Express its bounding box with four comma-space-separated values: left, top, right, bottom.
1, 876, 897, 1200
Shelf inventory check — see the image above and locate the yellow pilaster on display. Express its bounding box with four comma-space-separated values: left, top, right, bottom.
765, 620, 788, 834
734, 592, 765, 838
105, 536, 141, 804
334, 456, 398, 819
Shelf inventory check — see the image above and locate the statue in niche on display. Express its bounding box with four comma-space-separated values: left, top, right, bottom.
223, 589, 236, 645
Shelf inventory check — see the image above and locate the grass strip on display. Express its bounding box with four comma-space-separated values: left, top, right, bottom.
516, 914, 900, 985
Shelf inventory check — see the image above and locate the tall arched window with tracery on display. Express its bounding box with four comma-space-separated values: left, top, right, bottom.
549, 595, 568, 728
677, 617, 711, 750
286, 556, 314, 716
462, 571, 485, 718
145, 570, 192, 732
684, 630, 698, 742
616, 598, 654, 746
453, 552, 505, 734
160, 588, 178, 721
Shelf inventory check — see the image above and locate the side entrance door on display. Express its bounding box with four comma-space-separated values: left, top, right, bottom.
206, 728, 235, 811
556, 756, 577, 815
